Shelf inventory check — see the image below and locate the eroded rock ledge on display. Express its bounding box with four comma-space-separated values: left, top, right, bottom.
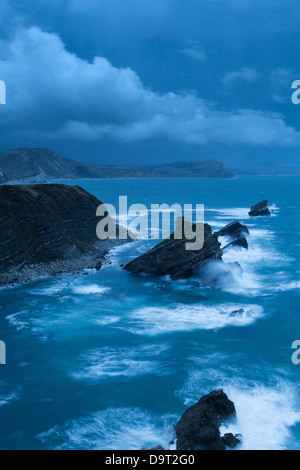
0, 184, 125, 286
125, 221, 223, 281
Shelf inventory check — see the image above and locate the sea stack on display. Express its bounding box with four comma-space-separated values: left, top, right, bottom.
124, 220, 223, 281
215, 220, 249, 250
175, 390, 239, 451
249, 200, 270, 217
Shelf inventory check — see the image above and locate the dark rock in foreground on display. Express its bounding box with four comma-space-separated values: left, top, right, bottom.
0, 184, 126, 286
222, 433, 241, 448
125, 220, 223, 281
249, 200, 270, 217
175, 390, 237, 450
215, 220, 249, 250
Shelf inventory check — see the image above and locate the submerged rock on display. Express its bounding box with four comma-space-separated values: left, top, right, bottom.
230, 308, 245, 317
124, 220, 223, 281
215, 220, 249, 250
249, 200, 270, 217
175, 390, 237, 450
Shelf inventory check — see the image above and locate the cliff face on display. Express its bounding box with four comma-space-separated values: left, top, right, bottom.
0, 184, 120, 285
0, 148, 99, 182
0, 148, 233, 183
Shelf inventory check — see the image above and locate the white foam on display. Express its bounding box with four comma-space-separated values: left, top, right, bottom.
0, 392, 19, 407
176, 366, 300, 450
207, 207, 251, 220
6, 311, 30, 331
125, 303, 264, 336
270, 280, 300, 292
71, 344, 169, 381
38, 407, 176, 450
93, 316, 121, 326
28, 282, 69, 296
72, 285, 111, 295
221, 383, 300, 450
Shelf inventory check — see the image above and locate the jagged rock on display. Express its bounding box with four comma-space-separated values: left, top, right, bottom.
0, 184, 127, 286
95, 261, 103, 271
175, 390, 236, 451
249, 200, 270, 217
230, 308, 245, 317
215, 220, 249, 250
222, 433, 241, 448
216, 220, 249, 238
125, 219, 223, 281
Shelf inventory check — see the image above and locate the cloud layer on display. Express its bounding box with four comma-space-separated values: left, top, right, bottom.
0, 27, 300, 147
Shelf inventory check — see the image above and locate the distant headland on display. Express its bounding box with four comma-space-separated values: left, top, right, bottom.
0, 148, 233, 183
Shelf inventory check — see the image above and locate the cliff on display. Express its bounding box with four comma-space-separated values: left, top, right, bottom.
0, 184, 123, 286
0, 148, 233, 183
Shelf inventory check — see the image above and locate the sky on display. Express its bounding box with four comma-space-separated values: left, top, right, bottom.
0, 0, 300, 167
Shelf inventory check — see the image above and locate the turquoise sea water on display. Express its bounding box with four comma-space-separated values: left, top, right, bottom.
0, 175, 300, 450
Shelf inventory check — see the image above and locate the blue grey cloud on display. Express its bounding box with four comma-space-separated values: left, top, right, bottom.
0, 0, 300, 164
1, 27, 299, 149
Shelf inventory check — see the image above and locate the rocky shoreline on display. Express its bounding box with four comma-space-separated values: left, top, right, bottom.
0, 239, 123, 287
0, 188, 271, 287
0, 184, 128, 287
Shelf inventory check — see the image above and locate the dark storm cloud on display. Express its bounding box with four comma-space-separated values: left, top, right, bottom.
0, 0, 300, 163
1, 26, 300, 147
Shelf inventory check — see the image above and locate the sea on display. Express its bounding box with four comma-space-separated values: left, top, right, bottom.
0, 175, 299, 450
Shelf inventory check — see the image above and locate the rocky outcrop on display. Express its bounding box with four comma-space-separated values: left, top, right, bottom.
175, 390, 239, 450
215, 220, 249, 250
222, 433, 241, 448
125, 220, 223, 281
0, 184, 126, 286
249, 200, 270, 217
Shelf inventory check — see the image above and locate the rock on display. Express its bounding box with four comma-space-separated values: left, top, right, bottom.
0, 148, 233, 184
249, 200, 270, 217
230, 308, 245, 317
216, 220, 249, 238
95, 261, 103, 271
215, 220, 249, 250
222, 433, 241, 448
196, 260, 243, 288
0, 184, 128, 286
125, 219, 223, 281
149, 446, 165, 451
175, 390, 236, 451
224, 237, 248, 250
